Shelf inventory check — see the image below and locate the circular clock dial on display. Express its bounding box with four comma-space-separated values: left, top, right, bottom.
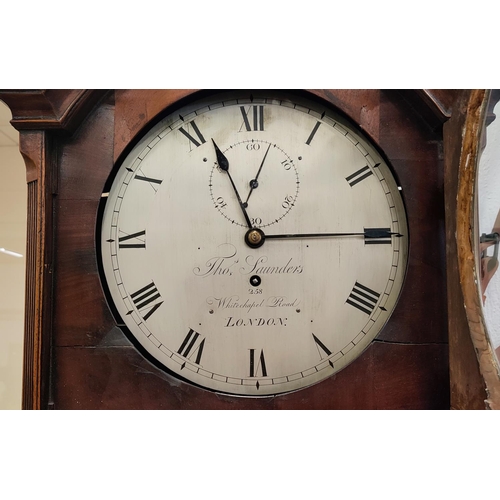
99, 91, 409, 396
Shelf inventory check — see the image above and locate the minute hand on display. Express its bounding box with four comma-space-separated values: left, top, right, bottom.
212, 138, 253, 229
264, 229, 403, 239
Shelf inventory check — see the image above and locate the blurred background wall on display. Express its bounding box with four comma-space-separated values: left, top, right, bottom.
0, 101, 26, 409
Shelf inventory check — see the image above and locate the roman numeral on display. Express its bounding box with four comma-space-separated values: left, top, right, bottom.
346, 282, 380, 315
130, 281, 163, 320
127, 167, 163, 189
312, 334, 335, 368
134, 174, 163, 185
129, 167, 163, 194
305, 121, 321, 145
119, 230, 146, 249
249, 348, 267, 377
178, 328, 205, 366
312, 334, 332, 358
179, 120, 206, 149
364, 227, 392, 245
346, 165, 373, 187
240, 105, 264, 131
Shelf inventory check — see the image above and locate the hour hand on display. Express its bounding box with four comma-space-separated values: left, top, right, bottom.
212, 139, 229, 172
212, 139, 253, 229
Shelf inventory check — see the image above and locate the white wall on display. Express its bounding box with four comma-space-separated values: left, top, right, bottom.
478, 96, 500, 350
0, 101, 26, 410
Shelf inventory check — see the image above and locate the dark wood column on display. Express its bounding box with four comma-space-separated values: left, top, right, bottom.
1, 90, 107, 409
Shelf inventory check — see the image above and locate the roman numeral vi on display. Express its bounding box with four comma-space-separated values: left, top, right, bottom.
249, 348, 267, 377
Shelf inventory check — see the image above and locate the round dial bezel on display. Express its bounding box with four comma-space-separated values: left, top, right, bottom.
96, 90, 410, 397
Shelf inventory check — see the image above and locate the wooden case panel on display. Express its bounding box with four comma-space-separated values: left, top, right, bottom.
48, 89, 449, 409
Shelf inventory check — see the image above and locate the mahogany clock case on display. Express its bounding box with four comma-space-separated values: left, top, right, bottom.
7, 89, 450, 409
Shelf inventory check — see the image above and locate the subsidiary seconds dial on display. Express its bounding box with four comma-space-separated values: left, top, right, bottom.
209, 139, 299, 228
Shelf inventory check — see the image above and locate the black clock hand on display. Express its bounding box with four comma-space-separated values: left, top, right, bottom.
245, 227, 403, 248
265, 229, 403, 239
212, 139, 253, 229
245, 142, 272, 204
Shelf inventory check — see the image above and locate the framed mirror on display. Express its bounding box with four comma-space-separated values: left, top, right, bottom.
458, 89, 500, 408
478, 90, 500, 361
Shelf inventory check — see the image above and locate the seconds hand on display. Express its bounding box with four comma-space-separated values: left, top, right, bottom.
212, 139, 253, 229
245, 142, 272, 205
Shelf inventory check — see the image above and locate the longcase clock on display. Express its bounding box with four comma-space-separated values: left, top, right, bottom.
0, 89, 458, 409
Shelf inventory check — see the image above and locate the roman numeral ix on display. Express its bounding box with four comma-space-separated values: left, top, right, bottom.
119, 230, 146, 249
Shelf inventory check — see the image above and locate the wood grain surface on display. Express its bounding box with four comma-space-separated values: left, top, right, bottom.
1, 89, 454, 409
